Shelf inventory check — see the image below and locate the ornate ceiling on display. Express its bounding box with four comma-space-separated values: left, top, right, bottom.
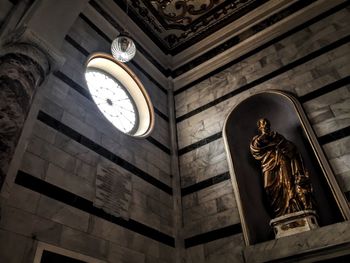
116, 0, 269, 54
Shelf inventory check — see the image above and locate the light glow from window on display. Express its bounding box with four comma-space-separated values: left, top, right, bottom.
85, 69, 137, 134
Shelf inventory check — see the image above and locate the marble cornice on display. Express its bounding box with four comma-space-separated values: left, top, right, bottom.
85, 0, 347, 91
172, 0, 346, 90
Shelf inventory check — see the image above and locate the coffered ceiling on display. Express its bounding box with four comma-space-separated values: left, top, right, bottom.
115, 0, 269, 54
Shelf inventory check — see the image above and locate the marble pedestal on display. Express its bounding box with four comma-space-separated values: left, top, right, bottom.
270, 210, 319, 239
244, 220, 350, 263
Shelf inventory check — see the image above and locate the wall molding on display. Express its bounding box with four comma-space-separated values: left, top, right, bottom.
112, 0, 270, 56
171, 0, 316, 78
173, 0, 348, 91
68, 0, 349, 90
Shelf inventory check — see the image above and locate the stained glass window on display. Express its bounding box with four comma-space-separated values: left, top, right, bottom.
85, 69, 138, 134
85, 54, 154, 138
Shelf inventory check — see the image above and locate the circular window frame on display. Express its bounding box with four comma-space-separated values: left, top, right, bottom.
85, 67, 140, 135
85, 53, 155, 138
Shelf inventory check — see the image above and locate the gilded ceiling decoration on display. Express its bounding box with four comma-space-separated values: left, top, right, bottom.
116, 0, 269, 54
149, 0, 223, 28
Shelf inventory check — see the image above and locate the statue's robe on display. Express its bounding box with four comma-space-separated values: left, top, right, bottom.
250, 131, 306, 217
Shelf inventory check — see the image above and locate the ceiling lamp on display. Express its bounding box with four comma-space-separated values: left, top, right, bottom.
111, 35, 136, 63
111, 0, 136, 63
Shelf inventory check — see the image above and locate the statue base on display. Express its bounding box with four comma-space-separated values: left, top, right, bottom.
270, 210, 318, 239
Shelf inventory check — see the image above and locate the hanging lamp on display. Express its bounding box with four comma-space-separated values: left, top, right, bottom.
111, 34, 136, 62
111, 0, 136, 63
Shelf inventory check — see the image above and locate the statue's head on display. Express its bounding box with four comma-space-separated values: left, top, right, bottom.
257, 118, 270, 134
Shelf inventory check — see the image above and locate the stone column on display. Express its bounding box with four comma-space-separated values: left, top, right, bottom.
0, 27, 62, 189
167, 78, 185, 263
0, 0, 88, 192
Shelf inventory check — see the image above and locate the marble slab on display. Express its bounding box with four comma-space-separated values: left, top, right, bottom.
94, 163, 132, 220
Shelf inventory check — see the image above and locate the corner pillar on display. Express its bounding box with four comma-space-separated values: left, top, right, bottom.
0, 28, 62, 188
0, 0, 89, 192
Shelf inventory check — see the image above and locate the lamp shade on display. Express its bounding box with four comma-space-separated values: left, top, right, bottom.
111, 35, 136, 62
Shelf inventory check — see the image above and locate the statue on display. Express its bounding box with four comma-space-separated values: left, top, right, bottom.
250, 118, 315, 218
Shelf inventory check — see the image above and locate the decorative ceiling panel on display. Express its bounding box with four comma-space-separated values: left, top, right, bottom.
116, 0, 269, 54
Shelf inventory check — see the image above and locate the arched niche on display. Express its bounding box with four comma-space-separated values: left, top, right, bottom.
223, 91, 350, 246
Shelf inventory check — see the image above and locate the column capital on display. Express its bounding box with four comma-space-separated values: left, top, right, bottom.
1, 26, 65, 74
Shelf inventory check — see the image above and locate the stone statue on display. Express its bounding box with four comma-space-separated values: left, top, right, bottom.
250, 118, 315, 218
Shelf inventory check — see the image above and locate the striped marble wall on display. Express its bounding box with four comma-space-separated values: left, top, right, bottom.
174, 3, 350, 262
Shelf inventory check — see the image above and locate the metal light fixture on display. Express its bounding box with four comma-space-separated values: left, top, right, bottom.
111, 0, 136, 63
111, 35, 136, 63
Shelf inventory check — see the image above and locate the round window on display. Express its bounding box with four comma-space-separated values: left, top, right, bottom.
85, 53, 154, 137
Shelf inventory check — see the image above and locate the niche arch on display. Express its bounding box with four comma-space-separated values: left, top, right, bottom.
223, 90, 350, 246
